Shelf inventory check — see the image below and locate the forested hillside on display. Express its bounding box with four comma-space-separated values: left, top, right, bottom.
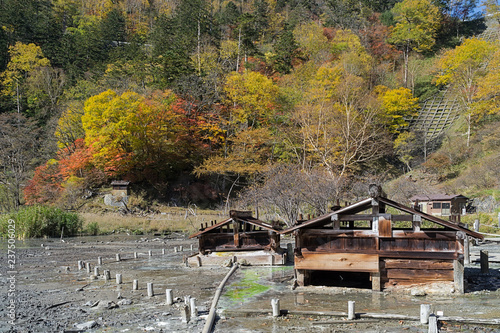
1, 0, 499, 222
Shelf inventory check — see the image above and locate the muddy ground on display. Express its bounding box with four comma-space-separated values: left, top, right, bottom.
1, 234, 500, 333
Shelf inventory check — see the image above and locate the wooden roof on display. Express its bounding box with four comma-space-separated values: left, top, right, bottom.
410, 194, 468, 201
189, 210, 280, 239
281, 196, 483, 239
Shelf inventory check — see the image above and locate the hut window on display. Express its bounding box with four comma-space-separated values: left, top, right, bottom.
432, 202, 441, 209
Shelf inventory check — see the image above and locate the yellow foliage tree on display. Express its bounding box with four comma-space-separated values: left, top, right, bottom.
381, 87, 419, 134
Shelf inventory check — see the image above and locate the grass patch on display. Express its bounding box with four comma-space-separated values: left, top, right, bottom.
0, 206, 83, 239
80, 207, 225, 235
224, 270, 270, 301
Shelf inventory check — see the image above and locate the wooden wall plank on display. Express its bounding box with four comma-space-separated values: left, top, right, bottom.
384, 259, 453, 270
386, 268, 454, 280
295, 253, 379, 272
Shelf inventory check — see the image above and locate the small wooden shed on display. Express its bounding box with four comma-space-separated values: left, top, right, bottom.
111, 180, 130, 197
410, 194, 469, 217
282, 191, 482, 292
187, 210, 286, 266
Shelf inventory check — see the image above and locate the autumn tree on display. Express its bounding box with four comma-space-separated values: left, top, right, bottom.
1, 42, 51, 113
434, 37, 498, 146
380, 86, 419, 134
389, 0, 441, 87
0, 113, 40, 209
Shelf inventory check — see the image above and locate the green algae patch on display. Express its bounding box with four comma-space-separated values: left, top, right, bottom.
224, 270, 270, 301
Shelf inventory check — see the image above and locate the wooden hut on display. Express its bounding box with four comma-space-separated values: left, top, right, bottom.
282, 189, 483, 293
187, 210, 286, 266
410, 194, 469, 217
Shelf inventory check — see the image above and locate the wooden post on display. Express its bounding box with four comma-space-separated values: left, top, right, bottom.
464, 237, 470, 265
428, 315, 438, 333
86, 262, 91, 274
97, 257, 102, 265
133, 279, 138, 290
149, 250, 152, 256
104, 270, 110, 281
166, 289, 173, 305
179, 245, 183, 252
271, 299, 280, 317
371, 272, 381, 291
348, 301, 356, 320
190, 298, 197, 318
420, 304, 431, 324
116, 253, 121, 262
181, 304, 190, 323
474, 219, 480, 232
78, 261, 83, 270
94, 267, 99, 277
147, 283, 154, 297
454, 259, 465, 294
287, 243, 293, 262
480, 250, 489, 274
162, 248, 165, 255
174, 247, 178, 253
134, 252, 138, 259
116, 273, 122, 284
190, 244, 194, 251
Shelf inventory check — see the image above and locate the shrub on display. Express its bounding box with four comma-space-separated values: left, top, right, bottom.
85, 221, 100, 236
0, 206, 83, 239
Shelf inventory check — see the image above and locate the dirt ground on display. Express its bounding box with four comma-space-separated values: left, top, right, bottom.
1, 234, 500, 333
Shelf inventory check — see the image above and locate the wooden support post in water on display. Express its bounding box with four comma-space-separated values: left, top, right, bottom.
116, 253, 121, 262
86, 262, 91, 274
428, 315, 438, 333
190, 298, 197, 318
348, 301, 356, 320
134, 252, 138, 259
97, 257, 102, 265
116, 274, 122, 284
181, 304, 190, 323
454, 259, 465, 294
371, 272, 381, 291
174, 247, 178, 253
480, 250, 489, 274
147, 282, 154, 297
464, 237, 470, 265
179, 245, 183, 252
133, 279, 138, 290
271, 299, 280, 317
149, 250, 152, 257
162, 248, 165, 255
420, 304, 431, 324
78, 261, 83, 270
104, 270, 110, 281
166, 289, 173, 305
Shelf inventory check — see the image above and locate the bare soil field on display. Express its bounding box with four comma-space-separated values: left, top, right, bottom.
1, 234, 500, 333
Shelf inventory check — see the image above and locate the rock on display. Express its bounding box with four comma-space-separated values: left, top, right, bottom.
96, 301, 119, 309
74, 320, 98, 330
239, 259, 250, 266
222, 259, 233, 267
117, 299, 132, 305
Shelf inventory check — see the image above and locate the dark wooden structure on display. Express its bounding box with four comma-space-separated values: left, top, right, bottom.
188, 210, 285, 266
111, 180, 130, 197
282, 192, 483, 292
410, 194, 469, 217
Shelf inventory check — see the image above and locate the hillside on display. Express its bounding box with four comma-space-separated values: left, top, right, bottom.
0, 0, 498, 227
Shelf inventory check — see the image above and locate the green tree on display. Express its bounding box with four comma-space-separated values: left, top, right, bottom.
389, 0, 441, 87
